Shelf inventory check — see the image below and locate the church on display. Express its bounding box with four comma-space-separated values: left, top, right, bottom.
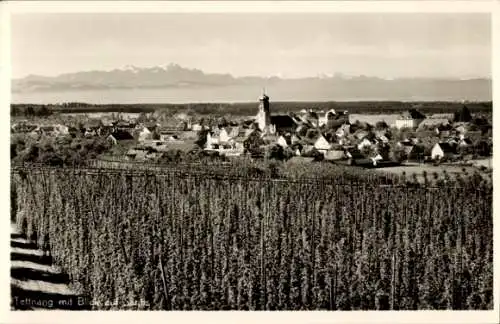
255, 92, 297, 135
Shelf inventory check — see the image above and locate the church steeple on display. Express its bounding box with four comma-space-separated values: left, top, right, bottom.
257, 89, 270, 132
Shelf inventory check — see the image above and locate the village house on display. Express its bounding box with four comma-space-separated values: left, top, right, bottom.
335, 123, 351, 138
191, 123, 203, 131
107, 130, 135, 145
314, 134, 332, 153
291, 134, 302, 145
137, 126, 154, 142
158, 128, 179, 142
323, 145, 346, 161
376, 134, 389, 144
435, 123, 453, 136
319, 109, 349, 127
54, 124, 70, 136
231, 129, 264, 156
270, 115, 298, 135
357, 137, 376, 151
370, 154, 384, 166
303, 110, 319, 128
114, 120, 136, 130
276, 135, 291, 148
395, 109, 426, 129
205, 128, 222, 150
291, 114, 307, 126
312, 135, 348, 161
344, 147, 365, 165
11, 123, 37, 134
37, 125, 57, 137
126, 147, 159, 161
455, 124, 468, 135
398, 141, 425, 162
458, 137, 473, 148
354, 130, 370, 141
205, 126, 262, 156
431, 142, 457, 160
291, 143, 303, 156
219, 128, 233, 143
417, 118, 450, 131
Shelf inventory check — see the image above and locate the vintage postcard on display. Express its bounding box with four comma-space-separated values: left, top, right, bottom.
1, 1, 498, 324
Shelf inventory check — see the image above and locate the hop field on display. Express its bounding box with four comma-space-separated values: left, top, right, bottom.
11, 165, 493, 310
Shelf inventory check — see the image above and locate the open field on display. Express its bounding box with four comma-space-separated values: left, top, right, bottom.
374, 160, 492, 183
349, 113, 455, 126
60, 112, 141, 120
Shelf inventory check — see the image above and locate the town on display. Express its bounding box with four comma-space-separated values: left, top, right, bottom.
11, 93, 492, 178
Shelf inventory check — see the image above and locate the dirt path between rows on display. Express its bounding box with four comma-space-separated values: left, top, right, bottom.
10, 223, 90, 310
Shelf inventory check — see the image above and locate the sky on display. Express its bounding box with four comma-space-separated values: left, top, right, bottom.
11, 13, 491, 79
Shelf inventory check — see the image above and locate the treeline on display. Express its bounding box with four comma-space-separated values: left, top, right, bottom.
12, 167, 493, 310
11, 101, 493, 117
11, 135, 112, 166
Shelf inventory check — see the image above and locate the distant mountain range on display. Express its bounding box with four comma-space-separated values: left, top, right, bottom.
12, 63, 492, 103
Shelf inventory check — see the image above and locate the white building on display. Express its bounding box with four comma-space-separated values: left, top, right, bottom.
431, 143, 456, 160
395, 109, 426, 129
314, 135, 333, 154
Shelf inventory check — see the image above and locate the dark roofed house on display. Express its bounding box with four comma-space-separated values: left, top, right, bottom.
290, 142, 304, 155
12, 123, 37, 133
345, 147, 364, 160
110, 130, 134, 141
304, 110, 319, 127
40, 125, 55, 132
459, 138, 473, 147
431, 142, 457, 160
145, 122, 159, 133
401, 109, 426, 120
354, 130, 369, 141
270, 115, 298, 134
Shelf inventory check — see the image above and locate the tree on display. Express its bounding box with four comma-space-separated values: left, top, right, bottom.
324, 130, 337, 143
11, 144, 18, 159
305, 128, 319, 140
217, 117, 229, 128
361, 145, 377, 158
375, 121, 389, 130
195, 129, 209, 148
454, 105, 472, 123
265, 144, 286, 161
474, 140, 491, 157
389, 145, 406, 163
297, 125, 309, 137
302, 147, 324, 161
376, 142, 391, 160
136, 112, 149, 124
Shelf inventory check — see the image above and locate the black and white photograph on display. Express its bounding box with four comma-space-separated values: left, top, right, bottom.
2, 1, 498, 322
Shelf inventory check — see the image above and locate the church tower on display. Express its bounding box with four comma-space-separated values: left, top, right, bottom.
256, 90, 270, 132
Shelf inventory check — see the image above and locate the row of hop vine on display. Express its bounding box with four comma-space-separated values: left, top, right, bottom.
12, 167, 493, 310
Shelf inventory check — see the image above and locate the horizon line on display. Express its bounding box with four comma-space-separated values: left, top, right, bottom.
10, 99, 493, 106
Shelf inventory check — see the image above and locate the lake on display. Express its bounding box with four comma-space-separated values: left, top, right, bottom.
11, 82, 482, 105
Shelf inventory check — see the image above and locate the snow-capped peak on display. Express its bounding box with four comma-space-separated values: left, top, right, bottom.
120, 65, 140, 73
